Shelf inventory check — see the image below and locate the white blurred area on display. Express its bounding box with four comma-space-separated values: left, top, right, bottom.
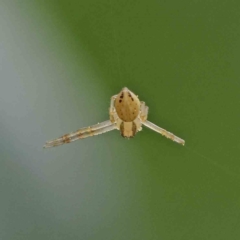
0, 1, 113, 162
0, 2, 151, 240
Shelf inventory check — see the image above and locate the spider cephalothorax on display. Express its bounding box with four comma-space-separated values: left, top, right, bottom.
110, 87, 144, 138
119, 121, 137, 138
44, 87, 185, 148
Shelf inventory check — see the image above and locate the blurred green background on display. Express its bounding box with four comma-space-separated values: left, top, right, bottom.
1, 1, 240, 239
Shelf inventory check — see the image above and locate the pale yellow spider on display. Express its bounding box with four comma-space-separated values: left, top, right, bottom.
44, 87, 185, 148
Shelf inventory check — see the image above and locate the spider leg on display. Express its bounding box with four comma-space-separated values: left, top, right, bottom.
44, 120, 116, 148
140, 101, 149, 122
142, 120, 185, 146
109, 95, 117, 122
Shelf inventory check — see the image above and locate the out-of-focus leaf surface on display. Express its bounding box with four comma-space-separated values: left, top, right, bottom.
1, 1, 240, 239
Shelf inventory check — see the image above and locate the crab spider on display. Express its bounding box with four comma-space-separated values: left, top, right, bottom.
44, 87, 185, 148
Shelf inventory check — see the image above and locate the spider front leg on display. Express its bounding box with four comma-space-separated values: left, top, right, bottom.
44, 120, 116, 148
140, 102, 185, 145
142, 120, 185, 145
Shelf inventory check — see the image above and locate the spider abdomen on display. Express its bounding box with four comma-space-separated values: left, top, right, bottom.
115, 87, 140, 122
